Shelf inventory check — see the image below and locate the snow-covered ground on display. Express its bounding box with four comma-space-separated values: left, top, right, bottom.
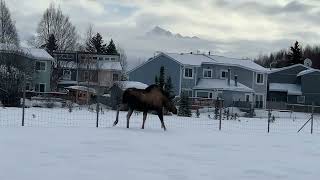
1, 107, 320, 179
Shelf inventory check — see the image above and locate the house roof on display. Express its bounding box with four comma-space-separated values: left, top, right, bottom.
297, 69, 320, 77
193, 78, 254, 92
206, 55, 267, 72
268, 64, 310, 74
114, 81, 148, 90
129, 52, 267, 73
22, 48, 54, 61
269, 83, 302, 95
165, 53, 214, 66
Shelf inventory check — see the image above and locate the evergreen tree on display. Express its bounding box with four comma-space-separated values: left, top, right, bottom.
86, 33, 107, 54
178, 92, 192, 117
159, 66, 165, 89
106, 39, 118, 55
45, 34, 58, 55
155, 75, 159, 85
287, 41, 302, 65
164, 76, 174, 99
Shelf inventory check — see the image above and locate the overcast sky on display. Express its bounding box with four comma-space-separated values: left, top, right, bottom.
6, 0, 320, 68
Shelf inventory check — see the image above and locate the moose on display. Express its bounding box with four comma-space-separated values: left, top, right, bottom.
113, 85, 177, 131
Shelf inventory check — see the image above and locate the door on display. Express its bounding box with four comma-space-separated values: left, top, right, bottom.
255, 94, 264, 108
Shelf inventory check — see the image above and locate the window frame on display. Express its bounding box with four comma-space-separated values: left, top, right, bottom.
63, 69, 72, 80
256, 73, 264, 85
35, 83, 46, 92
36, 61, 46, 71
297, 96, 305, 104
112, 73, 119, 81
183, 67, 194, 79
220, 70, 228, 79
203, 69, 213, 78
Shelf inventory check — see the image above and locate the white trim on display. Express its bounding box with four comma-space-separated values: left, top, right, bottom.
244, 93, 252, 102
183, 67, 194, 79
220, 69, 228, 79
179, 65, 182, 96
203, 69, 213, 78
36, 61, 46, 72
255, 73, 264, 85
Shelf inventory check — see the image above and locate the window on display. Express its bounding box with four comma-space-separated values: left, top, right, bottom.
271, 98, 277, 102
184, 68, 193, 78
84, 71, 90, 81
209, 92, 213, 99
203, 69, 212, 78
255, 94, 264, 108
105, 57, 110, 61
256, 73, 264, 84
220, 70, 228, 79
26, 83, 31, 91
111, 58, 116, 61
297, 96, 305, 104
35, 83, 45, 92
63, 70, 71, 80
245, 94, 251, 102
99, 57, 103, 60
36, 61, 46, 71
182, 89, 192, 97
93, 57, 97, 60
113, 73, 119, 81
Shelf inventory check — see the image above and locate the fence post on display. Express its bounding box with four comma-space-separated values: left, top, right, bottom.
96, 89, 100, 128
267, 108, 271, 133
219, 100, 222, 131
21, 74, 26, 127
311, 103, 314, 134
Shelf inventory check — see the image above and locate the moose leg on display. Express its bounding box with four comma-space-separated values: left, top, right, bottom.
126, 108, 133, 128
142, 111, 148, 129
157, 110, 166, 131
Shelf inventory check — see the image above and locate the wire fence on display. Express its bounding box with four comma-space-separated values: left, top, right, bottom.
0, 105, 319, 135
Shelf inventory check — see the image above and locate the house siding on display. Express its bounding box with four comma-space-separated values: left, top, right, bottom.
268, 66, 308, 84
301, 72, 320, 105
129, 55, 181, 95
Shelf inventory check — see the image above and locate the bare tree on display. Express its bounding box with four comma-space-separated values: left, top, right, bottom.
117, 45, 128, 80
36, 3, 77, 50
0, 0, 19, 46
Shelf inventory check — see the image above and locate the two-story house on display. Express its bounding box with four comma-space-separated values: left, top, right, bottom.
268, 64, 320, 105
52, 51, 122, 93
129, 52, 268, 108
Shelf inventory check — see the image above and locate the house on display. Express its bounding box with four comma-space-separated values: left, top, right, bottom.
129, 52, 268, 108
65, 85, 97, 105
109, 81, 148, 109
52, 51, 122, 93
23, 48, 54, 92
268, 64, 320, 106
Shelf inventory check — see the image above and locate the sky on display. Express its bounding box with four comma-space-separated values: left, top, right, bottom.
6, 0, 320, 68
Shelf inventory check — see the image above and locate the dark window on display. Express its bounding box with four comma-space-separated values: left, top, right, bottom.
36, 61, 46, 71
256, 73, 264, 84
184, 68, 193, 78
113, 74, 119, 81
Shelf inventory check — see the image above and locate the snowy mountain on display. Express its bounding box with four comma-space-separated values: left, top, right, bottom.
146, 26, 200, 40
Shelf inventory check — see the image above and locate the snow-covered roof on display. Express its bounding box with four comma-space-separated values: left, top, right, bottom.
193, 78, 254, 92
207, 55, 267, 72
297, 69, 320, 77
114, 81, 148, 90
268, 64, 310, 74
65, 86, 96, 94
22, 48, 54, 61
165, 53, 214, 66
269, 83, 302, 95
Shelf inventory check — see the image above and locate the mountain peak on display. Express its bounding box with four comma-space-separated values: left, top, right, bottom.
146, 26, 200, 40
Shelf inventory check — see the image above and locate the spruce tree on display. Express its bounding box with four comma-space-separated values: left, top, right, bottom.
86, 32, 107, 54
106, 39, 118, 55
45, 34, 58, 55
287, 41, 303, 65
159, 66, 165, 89
0, 0, 19, 46
178, 92, 192, 117
155, 75, 159, 85
164, 76, 174, 99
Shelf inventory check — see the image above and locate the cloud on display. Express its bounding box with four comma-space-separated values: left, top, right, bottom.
5, 0, 320, 68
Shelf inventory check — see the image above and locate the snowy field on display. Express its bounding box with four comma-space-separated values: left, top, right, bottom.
1, 107, 320, 179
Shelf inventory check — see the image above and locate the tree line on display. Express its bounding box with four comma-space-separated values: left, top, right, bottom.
255, 41, 320, 69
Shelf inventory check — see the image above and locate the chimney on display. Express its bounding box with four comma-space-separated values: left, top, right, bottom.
190, 52, 193, 54
234, 75, 238, 86
227, 69, 231, 86
208, 51, 211, 56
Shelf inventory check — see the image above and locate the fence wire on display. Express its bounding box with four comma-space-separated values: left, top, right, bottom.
0, 106, 319, 135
